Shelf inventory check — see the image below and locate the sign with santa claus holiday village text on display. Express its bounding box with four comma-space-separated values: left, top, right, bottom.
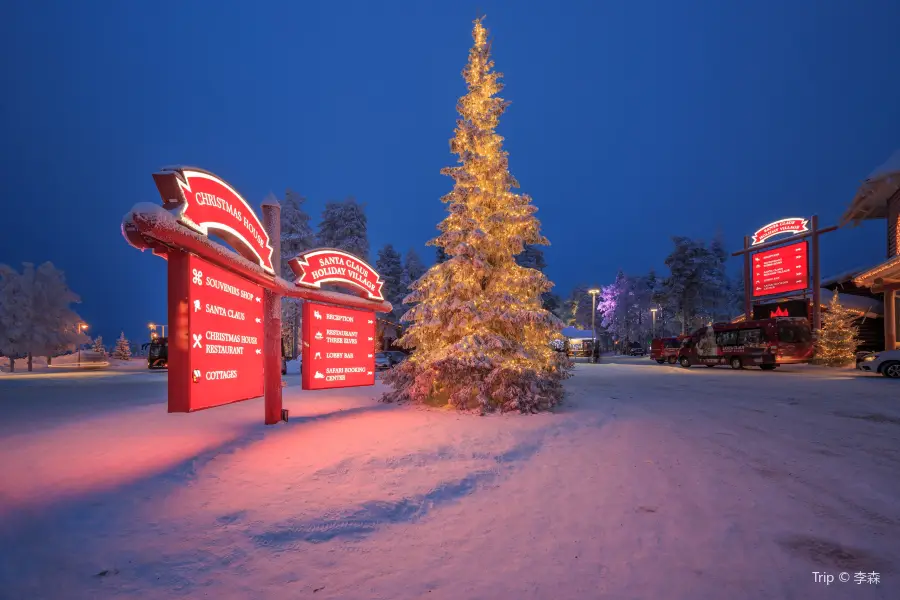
751, 217, 809, 246
289, 248, 385, 301
752, 240, 809, 298
153, 167, 276, 274
302, 302, 376, 390
181, 254, 264, 410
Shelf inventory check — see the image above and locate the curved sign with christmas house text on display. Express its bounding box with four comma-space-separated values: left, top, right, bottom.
152, 167, 276, 274
751, 217, 809, 246
289, 248, 385, 301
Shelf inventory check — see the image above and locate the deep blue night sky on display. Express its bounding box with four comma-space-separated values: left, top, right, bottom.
2, 0, 899, 344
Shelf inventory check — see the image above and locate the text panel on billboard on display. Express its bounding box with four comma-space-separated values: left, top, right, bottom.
185, 254, 265, 409
752, 240, 809, 298
302, 302, 376, 390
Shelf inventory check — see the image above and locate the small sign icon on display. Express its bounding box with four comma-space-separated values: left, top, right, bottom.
314, 310, 322, 320
255, 348, 262, 355
314, 351, 322, 359
192, 334, 203, 349
314, 371, 325, 379
193, 299, 201, 312
192, 369, 202, 383
255, 317, 261, 323
315, 331, 323, 340
255, 296, 261, 303
192, 269, 203, 285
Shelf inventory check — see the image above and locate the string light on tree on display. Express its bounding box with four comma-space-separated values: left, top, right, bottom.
381, 16, 571, 413
814, 292, 860, 367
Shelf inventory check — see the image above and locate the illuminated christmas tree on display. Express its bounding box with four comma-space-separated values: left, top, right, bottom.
382, 17, 570, 412
814, 292, 859, 367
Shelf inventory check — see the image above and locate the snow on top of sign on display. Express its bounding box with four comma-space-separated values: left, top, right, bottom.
260, 192, 281, 208
124, 202, 176, 224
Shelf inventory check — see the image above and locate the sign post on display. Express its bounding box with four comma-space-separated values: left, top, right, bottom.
734, 215, 836, 328
261, 200, 283, 425
123, 166, 393, 425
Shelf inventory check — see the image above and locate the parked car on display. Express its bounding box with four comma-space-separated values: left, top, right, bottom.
382, 351, 409, 365
857, 349, 900, 378
375, 352, 394, 371
628, 343, 645, 357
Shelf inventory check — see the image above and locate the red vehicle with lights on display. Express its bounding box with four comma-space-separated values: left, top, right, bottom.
650, 336, 687, 364
676, 317, 813, 370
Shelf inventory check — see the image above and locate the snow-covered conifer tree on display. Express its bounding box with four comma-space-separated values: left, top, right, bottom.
401, 248, 427, 289
92, 336, 105, 354
279, 189, 316, 358
566, 285, 593, 329
112, 332, 132, 360
815, 293, 859, 366
375, 244, 406, 324
317, 198, 369, 261
382, 18, 570, 412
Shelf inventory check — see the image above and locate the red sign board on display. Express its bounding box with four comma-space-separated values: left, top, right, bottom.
301, 302, 376, 390
153, 168, 276, 274
168, 253, 265, 411
289, 249, 384, 301
751, 217, 809, 246
752, 241, 809, 298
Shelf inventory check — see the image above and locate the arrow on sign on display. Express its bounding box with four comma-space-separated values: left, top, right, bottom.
368, 319, 373, 324
255, 296, 261, 303
367, 371, 373, 376
367, 337, 373, 341
255, 317, 261, 323
368, 353, 373, 358
255, 348, 261, 355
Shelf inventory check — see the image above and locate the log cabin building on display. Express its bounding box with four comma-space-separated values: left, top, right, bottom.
840, 150, 900, 351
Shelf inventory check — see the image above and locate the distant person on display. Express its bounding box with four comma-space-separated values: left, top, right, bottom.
591, 339, 601, 363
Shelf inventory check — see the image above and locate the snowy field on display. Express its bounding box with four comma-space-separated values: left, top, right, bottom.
1, 357, 898, 599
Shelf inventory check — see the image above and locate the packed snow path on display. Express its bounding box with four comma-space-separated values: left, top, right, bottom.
1, 358, 898, 599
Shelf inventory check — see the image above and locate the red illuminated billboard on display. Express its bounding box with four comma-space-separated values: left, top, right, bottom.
168, 253, 265, 411
752, 241, 809, 298
301, 302, 376, 390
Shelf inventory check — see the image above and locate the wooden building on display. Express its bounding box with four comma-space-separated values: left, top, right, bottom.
840, 150, 900, 351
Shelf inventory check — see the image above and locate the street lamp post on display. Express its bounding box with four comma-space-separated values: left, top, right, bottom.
650, 307, 658, 339
77, 322, 88, 365
588, 288, 600, 357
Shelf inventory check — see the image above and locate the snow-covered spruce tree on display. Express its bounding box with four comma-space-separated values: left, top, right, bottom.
382, 17, 570, 413
112, 332, 132, 360
92, 336, 105, 354
814, 293, 859, 367
317, 198, 370, 261
279, 189, 316, 358
402, 248, 427, 289
375, 244, 406, 346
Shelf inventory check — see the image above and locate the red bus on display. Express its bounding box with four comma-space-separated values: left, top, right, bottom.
676, 317, 813, 370
650, 336, 688, 364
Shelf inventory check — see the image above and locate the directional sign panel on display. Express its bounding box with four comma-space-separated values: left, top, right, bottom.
301, 302, 376, 390
171, 254, 265, 411
752, 241, 809, 298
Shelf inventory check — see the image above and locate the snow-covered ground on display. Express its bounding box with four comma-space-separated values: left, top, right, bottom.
1, 357, 898, 599
0, 353, 148, 374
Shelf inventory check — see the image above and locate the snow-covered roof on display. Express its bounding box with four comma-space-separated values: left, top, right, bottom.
821, 289, 882, 318
821, 267, 867, 288
561, 327, 594, 339
841, 149, 900, 225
